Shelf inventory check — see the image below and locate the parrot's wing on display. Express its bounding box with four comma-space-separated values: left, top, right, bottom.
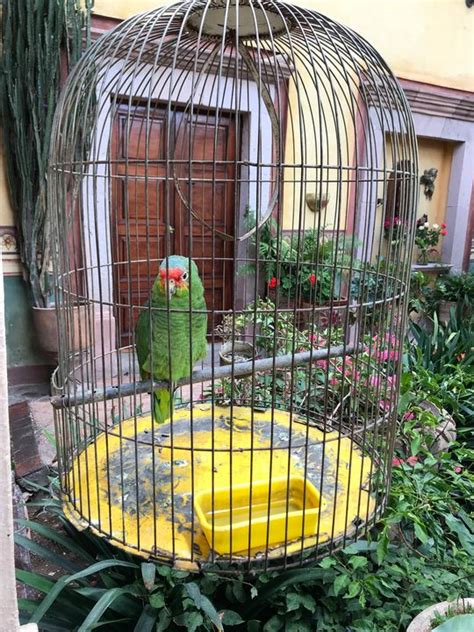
135, 309, 151, 379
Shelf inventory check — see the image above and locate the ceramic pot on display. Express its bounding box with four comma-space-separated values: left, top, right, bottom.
407, 597, 474, 632
32, 303, 92, 355
219, 341, 255, 366
437, 300, 457, 325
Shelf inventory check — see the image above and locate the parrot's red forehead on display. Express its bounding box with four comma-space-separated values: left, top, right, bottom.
159, 267, 185, 281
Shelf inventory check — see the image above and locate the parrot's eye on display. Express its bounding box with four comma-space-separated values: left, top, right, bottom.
181, 271, 189, 281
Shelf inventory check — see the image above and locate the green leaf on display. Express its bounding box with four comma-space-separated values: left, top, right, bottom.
156, 609, 172, 632
349, 556, 368, 570
14, 533, 82, 574
411, 434, 423, 456
344, 580, 361, 599
319, 556, 336, 568
286, 592, 316, 613
342, 540, 377, 554
15, 519, 95, 563
333, 574, 350, 596
29, 560, 138, 624
444, 514, 474, 555
133, 605, 158, 632
221, 610, 244, 625
16, 569, 55, 594
376, 534, 389, 564
433, 614, 474, 632
141, 563, 156, 592
185, 582, 223, 631
77, 586, 138, 631
174, 611, 204, 631
149, 591, 165, 609
414, 522, 429, 544
263, 615, 284, 631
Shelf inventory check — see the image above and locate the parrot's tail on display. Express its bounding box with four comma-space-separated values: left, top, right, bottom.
152, 388, 173, 424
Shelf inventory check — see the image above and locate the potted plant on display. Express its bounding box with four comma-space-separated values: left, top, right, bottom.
431, 273, 474, 324
1, 0, 93, 355
214, 312, 256, 365
407, 598, 474, 632
414, 215, 448, 265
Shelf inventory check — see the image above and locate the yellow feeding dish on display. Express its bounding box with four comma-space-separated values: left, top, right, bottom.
194, 476, 320, 554
63, 405, 376, 566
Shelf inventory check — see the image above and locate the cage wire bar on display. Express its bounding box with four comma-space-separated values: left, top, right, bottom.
49, 0, 418, 572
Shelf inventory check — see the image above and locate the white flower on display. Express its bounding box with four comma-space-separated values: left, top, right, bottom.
424, 222, 429, 227
433, 223, 439, 229
418, 225, 424, 231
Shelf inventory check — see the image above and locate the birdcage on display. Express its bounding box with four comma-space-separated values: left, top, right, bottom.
49, 0, 418, 572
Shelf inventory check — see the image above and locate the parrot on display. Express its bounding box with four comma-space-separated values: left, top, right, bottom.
135, 255, 208, 423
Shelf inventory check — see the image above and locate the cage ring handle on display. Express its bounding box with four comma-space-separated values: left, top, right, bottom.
172, 40, 281, 242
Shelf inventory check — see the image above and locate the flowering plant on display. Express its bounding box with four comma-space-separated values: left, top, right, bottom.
383, 215, 407, 246
415, 214, 448, 264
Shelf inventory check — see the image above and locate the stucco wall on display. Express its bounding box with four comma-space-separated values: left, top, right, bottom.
1, 0, 472, 371
93, 0, 474, 92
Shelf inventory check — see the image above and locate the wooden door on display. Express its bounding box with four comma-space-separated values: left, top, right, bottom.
173, 111, 235, 333
111, 103, 236, 346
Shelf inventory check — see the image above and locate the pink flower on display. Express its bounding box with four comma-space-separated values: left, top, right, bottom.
392, 456, 418, 467
384, 219, 391, 229
441, 223, 447, 229
268, 277, 279, 289
370, 375, 381, 389
379, 399, 392, 411
441, 229, 448, 236
454, 466, 462, 474
374, 348, 399, 362
403, 411, 416, 421
316, 359, 329, 369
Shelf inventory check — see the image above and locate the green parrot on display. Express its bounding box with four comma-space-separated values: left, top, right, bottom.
135, 255, 208, 423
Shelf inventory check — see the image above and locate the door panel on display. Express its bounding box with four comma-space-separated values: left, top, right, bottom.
111, 103, 236, 345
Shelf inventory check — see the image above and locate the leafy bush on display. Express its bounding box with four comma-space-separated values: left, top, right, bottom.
240, 213, 350, 302
17, 431, 474, 631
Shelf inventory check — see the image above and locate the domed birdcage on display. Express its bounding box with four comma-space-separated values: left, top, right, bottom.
49, 0, 418, 572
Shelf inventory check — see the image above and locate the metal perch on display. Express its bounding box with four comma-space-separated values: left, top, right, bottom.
51, 344, 358, 409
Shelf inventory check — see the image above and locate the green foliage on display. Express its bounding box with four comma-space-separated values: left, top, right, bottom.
17, 424, 474, 631
15, 275, 474, 631
433, 272, 474, 306
407, 310, 473, 373
1, 0, 93, 306
402, 310, 474, 432
241, 212, 351, 302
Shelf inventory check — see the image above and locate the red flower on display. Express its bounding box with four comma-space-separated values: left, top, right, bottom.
384, 219, 391, 229
441, 229, 448, 236
308, 273, 317, 286
392, 456, 418, 467
441, 223, 447, 229
268, 277, 279, 289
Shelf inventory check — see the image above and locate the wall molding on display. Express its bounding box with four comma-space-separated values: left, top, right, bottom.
399, 79, 474, 123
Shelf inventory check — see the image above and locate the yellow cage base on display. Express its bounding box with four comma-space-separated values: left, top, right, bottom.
63, 405, 375, 566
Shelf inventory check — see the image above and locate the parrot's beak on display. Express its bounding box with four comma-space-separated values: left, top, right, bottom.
167, 278, 176, 299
